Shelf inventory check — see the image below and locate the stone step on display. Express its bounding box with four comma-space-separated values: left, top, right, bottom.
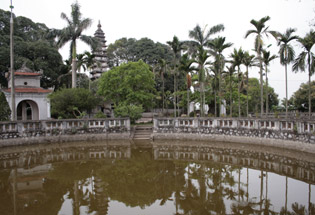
135, 127, 152, 130
133, 125, 153, 140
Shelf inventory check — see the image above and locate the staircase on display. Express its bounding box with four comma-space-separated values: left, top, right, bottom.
133, 125, 152, 140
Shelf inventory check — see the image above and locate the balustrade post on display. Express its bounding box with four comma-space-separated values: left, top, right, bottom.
125, 118, 131, 131
174, 118, 179, 128
193, 118, 198, 128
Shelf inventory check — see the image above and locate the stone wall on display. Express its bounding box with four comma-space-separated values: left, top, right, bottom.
0, 118, 130, 147
153, 117, 315, 153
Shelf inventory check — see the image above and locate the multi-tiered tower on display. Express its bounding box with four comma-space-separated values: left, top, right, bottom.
90, 21, 108, 80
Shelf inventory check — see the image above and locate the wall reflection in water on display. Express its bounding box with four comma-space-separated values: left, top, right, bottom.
0, 140, 314, 215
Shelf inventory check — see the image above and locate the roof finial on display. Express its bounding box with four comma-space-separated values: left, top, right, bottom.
98, 20, 101, 28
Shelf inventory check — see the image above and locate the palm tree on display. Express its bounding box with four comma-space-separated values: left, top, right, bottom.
243, 51, 257, 117
188, 24, 224, 116
179, 54, 194, 115
293, 30, 315, 119
231, 48, 245, 117
208, 36, 233, 116
245, 16, 277, 117
225, 64, 236, 117
167, 36, 184, 117
262, 49, 278, 116
276, 28, 299, 119
154, 59, 169, 115
53, 1, 96, 88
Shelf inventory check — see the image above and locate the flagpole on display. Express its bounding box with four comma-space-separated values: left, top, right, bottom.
10, 0, 15, 121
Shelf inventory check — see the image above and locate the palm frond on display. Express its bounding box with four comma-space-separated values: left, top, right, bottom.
56, 27, 73, 49
60, 12, 72, 26
293, 51, 307, 72
207, 24, 224, 38
244, 30, 257, 38
71, 1, 82, 26
79, 35, 97, 48
78, 18, 92, 34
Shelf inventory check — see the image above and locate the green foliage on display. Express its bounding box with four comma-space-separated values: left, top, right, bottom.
0, 9, 65, 89
289, 81, 315, 112
114, 104, 143, 124
94, 111, 107, 119
107, 37, 173, 68
221, 77, 279, 116
98, 60, 155, 110
0, 91, 11, 121
49, 88, 100, 119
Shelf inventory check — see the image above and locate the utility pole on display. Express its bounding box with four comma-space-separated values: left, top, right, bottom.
10, 0, 15, 121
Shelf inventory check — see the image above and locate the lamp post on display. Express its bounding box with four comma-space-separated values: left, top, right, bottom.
10, 0, 15, 121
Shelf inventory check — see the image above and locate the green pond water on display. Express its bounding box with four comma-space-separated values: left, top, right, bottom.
0, 140, 314, 215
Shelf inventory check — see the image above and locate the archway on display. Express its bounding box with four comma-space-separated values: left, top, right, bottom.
17, 100, 39, 120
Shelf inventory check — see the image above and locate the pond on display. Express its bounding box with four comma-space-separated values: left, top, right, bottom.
0, 140, 314, 215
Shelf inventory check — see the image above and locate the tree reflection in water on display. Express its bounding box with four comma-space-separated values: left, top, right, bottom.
0, 141, 314, 215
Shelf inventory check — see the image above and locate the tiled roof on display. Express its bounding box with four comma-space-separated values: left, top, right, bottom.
3, 87, 52, 93
15, 72, 41, 76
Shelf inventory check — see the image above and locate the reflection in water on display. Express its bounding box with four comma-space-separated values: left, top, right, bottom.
0, 140, 314, 215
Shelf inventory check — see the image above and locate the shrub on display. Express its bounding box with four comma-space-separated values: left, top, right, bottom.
94, 111, 107, 119
114, 104, 143, 124
0, 92, 11, 121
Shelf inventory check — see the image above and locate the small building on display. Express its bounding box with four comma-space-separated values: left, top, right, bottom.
1, 65, 52, 120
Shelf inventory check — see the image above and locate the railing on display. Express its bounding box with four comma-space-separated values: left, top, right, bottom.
0, 118, 130, 139
153, 117, 315, 134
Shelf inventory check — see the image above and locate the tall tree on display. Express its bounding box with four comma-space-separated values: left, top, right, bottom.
167, 36, 184, 117
276, 28, 298, 119
154, 59, 169, 114
230, 48, 245, 117
179, 54, 194, 115
293, 30, 315, 119
208, 36, 233, 116
225, 64, 236, 117
245, 16, 276, 117
52, 1, 95, 88
98, 60, 155, 110
188, 24, 224, 116
243, 51, 257, 117
262, 49, 278, 116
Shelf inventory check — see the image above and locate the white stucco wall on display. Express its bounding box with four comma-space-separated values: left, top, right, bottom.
4, 92, 51, 120
8, 76, 41, 88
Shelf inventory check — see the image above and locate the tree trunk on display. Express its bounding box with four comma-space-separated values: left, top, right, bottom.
285, 63, 288, 119
238, 66, 241, 118
72, 41, 77, 88
187, 88, 190, 115
218, 56, 222, 117
10, 13, 15, 120
265, 66, 269, 116
246, 66, 249, 117
162, 73, 165, 116
214, 90, 217, 117
174, 69, 177, 117
230, 74, 233, 117
200, 67, 205, 117
259, 52, 264, 117
308, 53, 311, 119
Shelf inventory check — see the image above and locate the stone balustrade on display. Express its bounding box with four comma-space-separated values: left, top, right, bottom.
153, 117, 315, 144
0, 118, 130, 144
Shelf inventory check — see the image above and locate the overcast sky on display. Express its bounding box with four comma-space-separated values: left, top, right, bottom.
0, 0, 314, 101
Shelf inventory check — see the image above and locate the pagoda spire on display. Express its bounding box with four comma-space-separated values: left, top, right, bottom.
90, 21, 108, 80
